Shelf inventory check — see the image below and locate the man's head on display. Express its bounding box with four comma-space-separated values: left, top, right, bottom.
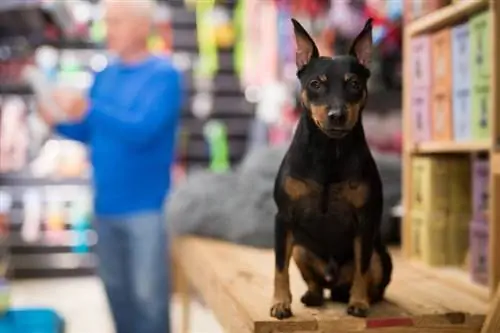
103, 0, 156, 57
293, 18, 373, 139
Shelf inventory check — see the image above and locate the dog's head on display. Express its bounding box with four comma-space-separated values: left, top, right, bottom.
293, 18, 373, 139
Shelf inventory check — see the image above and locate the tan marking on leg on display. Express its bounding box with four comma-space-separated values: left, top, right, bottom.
271, 231, 293, 318
349, 237, 370, 312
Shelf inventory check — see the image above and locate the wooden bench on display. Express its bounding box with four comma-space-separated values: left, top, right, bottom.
172, 236, 488, 333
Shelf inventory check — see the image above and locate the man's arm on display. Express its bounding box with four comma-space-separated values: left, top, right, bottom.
85, 67, 182, 146
54, 119, 90, 144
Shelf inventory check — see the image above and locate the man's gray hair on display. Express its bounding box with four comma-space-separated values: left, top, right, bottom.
103, 0, 158, 21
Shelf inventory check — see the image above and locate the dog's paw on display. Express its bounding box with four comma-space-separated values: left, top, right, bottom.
347, 301, 369, 318
270, 300, 292, 319
300, 291, 324, 307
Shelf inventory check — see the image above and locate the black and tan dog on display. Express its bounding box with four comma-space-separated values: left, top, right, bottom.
270, 18, 393, 320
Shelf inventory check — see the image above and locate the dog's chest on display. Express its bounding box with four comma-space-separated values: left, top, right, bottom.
284, 177, 368, 217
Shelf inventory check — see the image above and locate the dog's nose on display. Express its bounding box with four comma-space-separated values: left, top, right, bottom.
328, 108, 346, 125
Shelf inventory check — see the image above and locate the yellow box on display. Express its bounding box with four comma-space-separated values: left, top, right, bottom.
447, 213, 470, 266
411, 156, 450, 211
411, 210, 448, 266
448, 156, 472, 213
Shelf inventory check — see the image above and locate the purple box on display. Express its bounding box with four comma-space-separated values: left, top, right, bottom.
472, 158, 489, 221
470, 220, 488, 285
411, 88, 431, 142
452, 23, 471, 92
411, 35, 432, 88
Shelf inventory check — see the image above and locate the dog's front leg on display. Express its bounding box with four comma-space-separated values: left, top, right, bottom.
270, 213, 293, 319
348, 204, 378, 319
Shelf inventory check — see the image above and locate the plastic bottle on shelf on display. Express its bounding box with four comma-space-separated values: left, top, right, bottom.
0, 191, 12, 237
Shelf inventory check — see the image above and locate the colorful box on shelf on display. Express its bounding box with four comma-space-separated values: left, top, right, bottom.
449, 156, 472, 213
470, 219, 488, 285
446, 213, 470, 266
471, 84, 490, 140
431, 28, 452, 91
431, 89, 453, 141
469, 11, 491, 86
411, 88, 432, 143
410, 210, 448, 266
412, 156, 472, 213
451, 22, 472, 141
452, 89, 472, 141
410, 35, 432, 88
452, 23, 471, 92
411, 156, 449, 211
472, 157, 489, 221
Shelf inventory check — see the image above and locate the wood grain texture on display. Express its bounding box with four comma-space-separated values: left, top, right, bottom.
488, 0, 500, 295
481, 285, 500, 333
172, 237, 487, 333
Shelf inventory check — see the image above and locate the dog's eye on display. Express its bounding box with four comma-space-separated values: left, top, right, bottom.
309, 80, 322, 90
348, 79, 361, 92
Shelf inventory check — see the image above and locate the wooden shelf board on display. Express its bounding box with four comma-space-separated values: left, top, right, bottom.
408, 141, 490, 153
173, 237, 487, 333
407, 0, 489, 36
491, 153, 500, 174
405, 256, 490, 304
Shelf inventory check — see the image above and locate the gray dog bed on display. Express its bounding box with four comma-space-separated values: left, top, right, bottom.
167, 145, 401, 248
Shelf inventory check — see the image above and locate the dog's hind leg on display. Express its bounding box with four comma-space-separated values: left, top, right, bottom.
270, 213, 294, 319
292, 245, 328, 307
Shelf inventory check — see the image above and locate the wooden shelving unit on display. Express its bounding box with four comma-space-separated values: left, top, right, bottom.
402, 0, 499, 297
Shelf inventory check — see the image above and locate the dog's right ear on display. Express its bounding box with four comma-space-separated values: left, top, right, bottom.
291, 18, 319, 71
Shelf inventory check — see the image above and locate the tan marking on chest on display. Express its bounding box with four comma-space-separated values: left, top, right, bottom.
330, 181, 369, 208
284, 177, 319, 200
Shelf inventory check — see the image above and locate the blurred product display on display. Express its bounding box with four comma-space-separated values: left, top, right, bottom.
0, 0, 405, 279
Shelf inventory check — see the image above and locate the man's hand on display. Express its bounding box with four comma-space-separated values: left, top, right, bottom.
37, 103, 57, 127
53, 89, 89, 121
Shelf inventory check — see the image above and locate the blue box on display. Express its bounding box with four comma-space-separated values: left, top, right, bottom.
0, 308, 64, 333
451, 22, 470, 92
452, 89, 472, 141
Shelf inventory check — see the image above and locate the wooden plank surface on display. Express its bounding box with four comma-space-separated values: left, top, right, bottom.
173, 237, 487, 333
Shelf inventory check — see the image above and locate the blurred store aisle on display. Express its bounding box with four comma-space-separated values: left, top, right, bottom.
10, 277, 223, 333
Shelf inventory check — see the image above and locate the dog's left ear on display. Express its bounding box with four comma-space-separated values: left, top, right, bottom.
291, 18, 319, 71
349, 18, 373, 67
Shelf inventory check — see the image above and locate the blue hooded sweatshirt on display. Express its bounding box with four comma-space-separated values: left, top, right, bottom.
55, 55, 183, 216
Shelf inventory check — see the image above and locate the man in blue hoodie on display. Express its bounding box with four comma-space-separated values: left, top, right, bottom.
38, 1, 182, 332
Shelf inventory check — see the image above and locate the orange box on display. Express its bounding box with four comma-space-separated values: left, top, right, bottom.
431, 88, 453, 141
431, 28, 452, 91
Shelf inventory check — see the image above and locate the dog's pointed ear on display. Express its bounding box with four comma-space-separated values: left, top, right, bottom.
349, 18, 373, 67
291, 18, 319, 70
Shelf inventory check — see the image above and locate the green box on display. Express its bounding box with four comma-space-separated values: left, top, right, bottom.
471, 84, 490, 139
469, 11, 491, 86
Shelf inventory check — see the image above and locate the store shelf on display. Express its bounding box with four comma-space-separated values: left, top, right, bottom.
407, 0, 489, 36
41, 39, 103, 50
0, 174, 90, 186
408, 141, 490, 153
0, 84, 32, 95
491, 153, 500, 174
